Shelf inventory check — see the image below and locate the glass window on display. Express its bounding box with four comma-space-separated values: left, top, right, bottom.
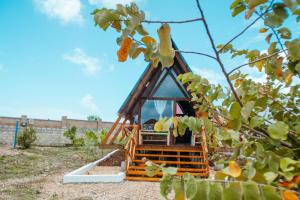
153, 74, 186, 98
141, 100, 173, 130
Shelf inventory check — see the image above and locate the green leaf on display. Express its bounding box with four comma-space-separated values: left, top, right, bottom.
191, 180, 209, 200
227, 118, 242, 131
280, 157, 297, 172
230, 102, 241, 119
223, 182, 242, 200
160, 173, 172, 199
250, 116, 264, 128
243, 162, 256, 180
287, 39, 300, 62
230, 0, 242, 9
183, 173, 197, 199
267, 121, 289, 140
278, 27, 292, 39
264, 172, 278, 183
261, 185, 281, 200
295, 62, 300, 73
172, 179, 185, 200
232, 4, 246, 17
209, 182, 223, 200
264, 13, 285, 28
242, 182, 261, 200
145, 164, 161, 177
241, 101, 255, 121
248, 0, 268, 9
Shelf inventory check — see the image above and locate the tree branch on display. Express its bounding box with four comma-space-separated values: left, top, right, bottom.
254, 10, 288, 57
227, 49, 286, 75
195, 0, 243, 107
118, 18, 203, 24
218, 0, 275, 53
175, 50, 217, 60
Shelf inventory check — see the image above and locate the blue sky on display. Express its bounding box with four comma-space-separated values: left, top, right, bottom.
0, 0, 299, 121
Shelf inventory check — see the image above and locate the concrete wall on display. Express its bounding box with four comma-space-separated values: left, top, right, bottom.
0, 115, 115, 146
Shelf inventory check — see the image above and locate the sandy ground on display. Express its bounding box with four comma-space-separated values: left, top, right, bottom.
1, 172, 164, 200
0, 145, 164, 200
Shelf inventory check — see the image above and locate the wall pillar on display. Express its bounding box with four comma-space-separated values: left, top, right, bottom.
97, 118, 102, 130
61, 116, 68, 128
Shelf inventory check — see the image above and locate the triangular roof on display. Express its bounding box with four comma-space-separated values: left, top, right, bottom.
118, 39, 193, 116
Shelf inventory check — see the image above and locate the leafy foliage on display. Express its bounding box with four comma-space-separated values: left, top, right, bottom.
93, 0, 300, 197
17, 127, 37, 149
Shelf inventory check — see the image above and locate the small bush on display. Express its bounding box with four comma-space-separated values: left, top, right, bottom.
98, 129, 108, 143
63, 126, 77, 145
73, 137, 84, 148
17, 127, 37, 149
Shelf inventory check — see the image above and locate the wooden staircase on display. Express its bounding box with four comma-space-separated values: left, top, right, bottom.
125, 145, 209, 181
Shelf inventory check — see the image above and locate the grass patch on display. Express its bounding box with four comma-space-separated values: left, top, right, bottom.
0, 146, 113, 181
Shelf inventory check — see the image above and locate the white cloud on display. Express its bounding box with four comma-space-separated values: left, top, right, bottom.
33, 0, 83, 24
63, 48, 100, 75
81, 94, 99, 111
88, 0, 140, 8
191, 67, 225, 85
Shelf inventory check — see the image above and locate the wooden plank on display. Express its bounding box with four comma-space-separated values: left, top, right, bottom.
135, 154, 204, 159
136, 147, 202, 153
108, 115, 129, 144
132, 160, 206, 165
125, 176, 161, 182
101, 114, 122, 145
128, 166, 208, 172
127, 170, 207, 177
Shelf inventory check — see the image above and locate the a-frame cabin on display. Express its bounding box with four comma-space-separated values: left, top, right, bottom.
103, 40, 209, 181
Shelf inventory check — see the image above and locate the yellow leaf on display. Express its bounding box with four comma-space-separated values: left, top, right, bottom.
151, 57, 159, 68
117, 37, 133, 62
259, 28, 268, 33
157, 23, 175, 57
256, 60, 264, 72
285, 73, 293, 85
196, 111, 208, 119
248, 0, 268, 9
154, 121, 163, 132
173, 117, 178, 128
223, 161, 242, 178
141, 36, 156, 46
234, 79, 243, 87
282, 190, 298, 200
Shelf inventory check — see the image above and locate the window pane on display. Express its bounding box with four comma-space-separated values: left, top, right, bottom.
153, 74, 186, 98
141, 100, 173, 130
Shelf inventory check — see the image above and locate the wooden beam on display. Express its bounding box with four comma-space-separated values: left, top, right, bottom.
109, 115, 130, 144
175, 52, 190, 73
101, 114, 122, 144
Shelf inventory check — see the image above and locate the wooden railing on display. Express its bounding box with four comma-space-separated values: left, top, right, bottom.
124, 125, 140, 173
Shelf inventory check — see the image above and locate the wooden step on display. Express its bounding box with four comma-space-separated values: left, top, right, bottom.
127, 170, 207, 177
128, 166, 208, 172
132, 159, 206, 165
125, 176, 161, 182
135, 154, 204, 159
136, 147, 202, 153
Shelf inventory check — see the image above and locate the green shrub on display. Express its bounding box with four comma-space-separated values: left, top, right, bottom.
73, 137, 84, 148
63, 126, 77, 145
17, 127, 37, 149
98, 129, 108, 143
